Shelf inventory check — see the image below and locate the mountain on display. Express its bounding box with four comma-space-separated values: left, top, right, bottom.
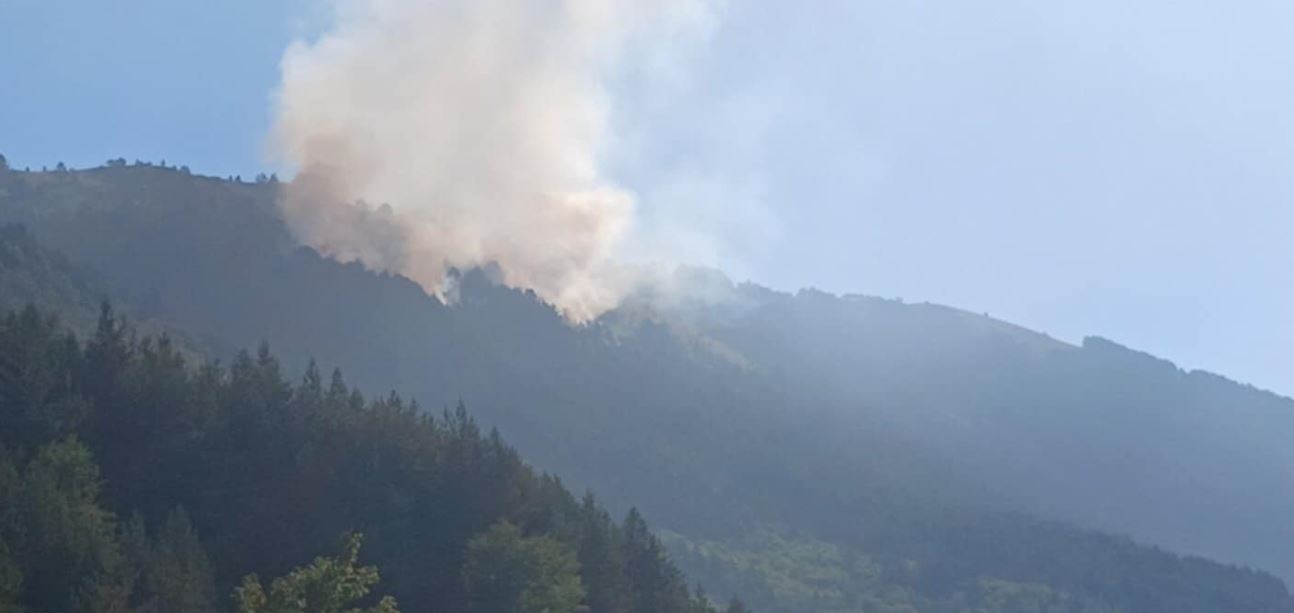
2, 162, 1292, 612
668, 280, 1294, 580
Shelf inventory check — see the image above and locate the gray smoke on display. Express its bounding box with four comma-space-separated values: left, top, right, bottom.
272, 0, 720, 321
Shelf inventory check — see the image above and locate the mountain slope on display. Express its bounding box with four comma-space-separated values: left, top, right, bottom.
0, 222, 108, 331
2, 163, 1291, 612
0, 221, 212, 354
673, 282, 1294, 579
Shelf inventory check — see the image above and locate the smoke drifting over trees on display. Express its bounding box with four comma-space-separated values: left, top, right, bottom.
273, 0, 721, 321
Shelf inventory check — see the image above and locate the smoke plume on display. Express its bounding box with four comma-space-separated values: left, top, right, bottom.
272, 0, 719, 321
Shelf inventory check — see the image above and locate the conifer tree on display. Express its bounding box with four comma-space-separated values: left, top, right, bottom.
124, 508, 217, 613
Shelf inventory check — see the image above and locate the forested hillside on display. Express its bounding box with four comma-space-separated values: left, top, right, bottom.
0, 304, 731, 612
664, 279, 1294, 582
0, 223, 104, 328
2, 163, 1292, 612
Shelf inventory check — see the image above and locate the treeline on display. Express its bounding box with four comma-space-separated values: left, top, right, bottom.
0, 152, 280, 182
0, 304, 744, 612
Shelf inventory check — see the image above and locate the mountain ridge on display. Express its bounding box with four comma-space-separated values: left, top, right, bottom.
3, 163, 1291, 612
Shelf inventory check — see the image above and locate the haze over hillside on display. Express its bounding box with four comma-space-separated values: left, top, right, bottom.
3, 2, 1292, 611
3, 163, 1292, 612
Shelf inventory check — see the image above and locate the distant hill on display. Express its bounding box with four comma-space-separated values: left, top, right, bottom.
673, 280, 1294, 582
0, 221, 209, 353
2, 163, 1292, 612
0, 222, 106, 330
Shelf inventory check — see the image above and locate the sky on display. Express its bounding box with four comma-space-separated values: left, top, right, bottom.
1, 0, 1290, 396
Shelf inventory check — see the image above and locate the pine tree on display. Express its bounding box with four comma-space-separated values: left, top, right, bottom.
128, 508, 217, 613
0, 305, 739, 613
82, 303, 133, 405
623, 508, 692, 613
577, 493, 631, 613
0, 306, 87, 448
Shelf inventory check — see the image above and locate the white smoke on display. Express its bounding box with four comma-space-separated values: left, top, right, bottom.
272, 0, 721, 321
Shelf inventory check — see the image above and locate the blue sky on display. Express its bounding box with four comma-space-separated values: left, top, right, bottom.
0, 0, 306, 177
2, 0, 1291, 396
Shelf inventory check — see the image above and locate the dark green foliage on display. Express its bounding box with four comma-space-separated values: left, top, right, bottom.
622, 508, 698, 613
576, 494, 634, 613
0, 305, 714, 613
0, 539, 21, 611
123, 508, 218, 613
0, 305, 88, 447
0, 438, 131, 613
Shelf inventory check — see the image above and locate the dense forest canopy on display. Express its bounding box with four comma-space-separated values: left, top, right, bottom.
2, 163, 1293, 612
0, 303, 738, 612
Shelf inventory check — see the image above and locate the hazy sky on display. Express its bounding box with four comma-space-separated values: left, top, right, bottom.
2, 0, 1290, 396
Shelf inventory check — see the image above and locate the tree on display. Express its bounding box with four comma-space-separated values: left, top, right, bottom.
0, 153, 8, 171
0, 540, 21, 612
0, 305, 734, 613
576, 493, 631, 613
123, 508, 217, 613
0, 439, 131, 613
623, 508, 692, 612
234, 533, 397, 613
0, 305, 88, 449
463, 521, 585, 613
